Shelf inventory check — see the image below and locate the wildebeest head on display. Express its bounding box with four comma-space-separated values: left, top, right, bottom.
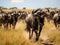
18, 11, 27, 20
32, 9, 46, 19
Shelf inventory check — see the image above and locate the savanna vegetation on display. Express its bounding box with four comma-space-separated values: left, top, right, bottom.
0, 7, 60, 45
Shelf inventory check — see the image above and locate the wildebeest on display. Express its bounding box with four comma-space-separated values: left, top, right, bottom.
0, 10, 7, 28
7, 11, 20, 29
53, 11, 60, 29
0, 11, 20, 29
18, 11, 27, 20
0, 14, 3, 27
2, 13, 8, 29
0, 10, 27, 29
25, 9, 47, 41
45, 9, 55, 23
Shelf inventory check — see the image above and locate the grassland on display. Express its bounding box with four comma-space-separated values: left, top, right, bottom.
0, 20, 60, 45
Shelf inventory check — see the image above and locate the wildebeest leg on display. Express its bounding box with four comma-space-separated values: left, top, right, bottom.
34, 30, 38, 41
35, 24, 43, 41
29, 29, 33, 39
25, 23, 29, 31
6, 23, 8, 29
30, 28, 34, 39
26, 22, 33, 39
27, 26, 31, 39
10, 24, 11, 29
12, 22, 16, 29
9, 23, 11, 29
25, 22, 31, 31
13, 24, 15, 29
54, 21, 58, 29
55, 23, 59, 29
0, 23, 2, 28
39, 25, 43, 36
34, 24, 40, 41
3, 23, 8, 29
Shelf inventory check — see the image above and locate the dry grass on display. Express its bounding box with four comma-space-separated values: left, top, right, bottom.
0, 20, 60, 45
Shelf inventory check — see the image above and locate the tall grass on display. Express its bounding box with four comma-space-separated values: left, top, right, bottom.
0, 21, 60, 45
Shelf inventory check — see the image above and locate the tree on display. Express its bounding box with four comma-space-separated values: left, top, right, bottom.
23, 7, 26, 9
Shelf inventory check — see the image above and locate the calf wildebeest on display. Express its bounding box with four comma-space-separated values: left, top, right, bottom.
25, 9, 47, 41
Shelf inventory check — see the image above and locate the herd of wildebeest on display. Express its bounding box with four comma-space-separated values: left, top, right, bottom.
0, 8, 60, 41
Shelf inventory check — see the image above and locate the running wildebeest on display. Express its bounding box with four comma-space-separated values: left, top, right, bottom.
18, 11, 27, 20
0, 14, 3, 27
53, 11, 60, 29
0, 10, 8, 29
0, 10, 27, 29
2, 13, 8, 29
8, 11, 20, 29
1, 11, 20, 29
45, 9, 55, 23
25, 9, 47, 41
